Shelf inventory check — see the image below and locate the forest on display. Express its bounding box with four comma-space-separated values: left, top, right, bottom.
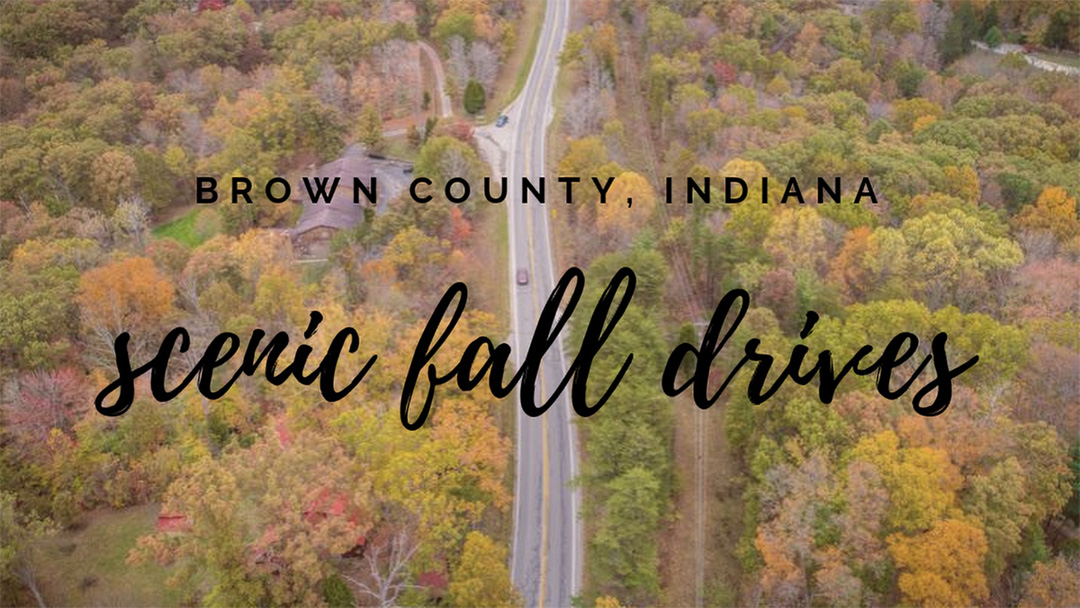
2, 0, 522, 606
552, 0, 1078, 606
1, 0, 1079, 607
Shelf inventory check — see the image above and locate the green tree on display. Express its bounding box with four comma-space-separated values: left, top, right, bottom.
130, 432, 370, 606
941, 1, 978, 64
463, 79, 486, 115
981, 2, 1000, 35
592, 468, 662, 603
1043, 11, 1070, 50
894, 61, 926, 98
646, 4, 688, 56
434, 10, 475, 44
963, 458, 1033, 577
322, 575, 355, 608
130, 457, 264, 606
0, 492, 56, 608
414, 135, 485, 186
0, 237, 98, 369
900, 209, 1024, 310
358, 104, 384, 150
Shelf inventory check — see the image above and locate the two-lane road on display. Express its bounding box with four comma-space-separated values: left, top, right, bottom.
503, 1, 580, 607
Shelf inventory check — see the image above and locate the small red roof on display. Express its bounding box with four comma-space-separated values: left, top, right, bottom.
156, 513, 191, 533
417, 570, 448, 591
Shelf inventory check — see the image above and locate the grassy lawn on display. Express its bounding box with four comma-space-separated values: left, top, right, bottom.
34, 504, 181, 607
492, 0, 547, 111
380, 134, 421, 162
152, 207, 221, 248
298, 258, 333, 282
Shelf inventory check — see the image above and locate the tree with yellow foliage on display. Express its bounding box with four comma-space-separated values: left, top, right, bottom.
763, 208, 828, 275
449, 531, 519, 607
596, 171, 656, 236
850, 430, 962, 533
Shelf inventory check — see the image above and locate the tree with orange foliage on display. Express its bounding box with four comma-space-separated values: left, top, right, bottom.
888, 519, 989, 608
77, 257, 176, 361
942, 165, 980, 203
828, 226, 876, 302
1020, 556, 1080, 608
1014, 187, 1079, 243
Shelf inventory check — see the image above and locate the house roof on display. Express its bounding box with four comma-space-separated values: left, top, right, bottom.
156, 512, 191, 533
292, 148, 413, 236
293, 155, 373, 235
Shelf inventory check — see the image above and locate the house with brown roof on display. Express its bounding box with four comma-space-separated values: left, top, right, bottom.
289, 145, 413, 258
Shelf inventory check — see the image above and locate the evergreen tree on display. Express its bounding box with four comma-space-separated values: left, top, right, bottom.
981, 2, 999, 36
941, 1, 978, 64
358, 104, 383, 150
1044, 11, 1070, 50
463, 79, 486, 115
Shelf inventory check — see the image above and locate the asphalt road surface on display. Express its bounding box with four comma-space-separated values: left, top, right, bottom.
503, 1, 580, 607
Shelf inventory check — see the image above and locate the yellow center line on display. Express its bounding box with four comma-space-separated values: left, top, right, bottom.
518, 7, 559, 602
524, 150, 550, 608
540, 378, 550, 608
